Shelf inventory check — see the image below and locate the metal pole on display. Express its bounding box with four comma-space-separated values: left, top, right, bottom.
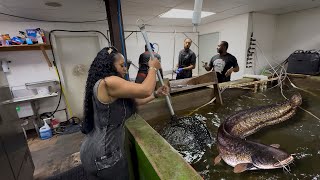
104, 0, 129, 80
125, 32, 134, 40
197, 31, 200, 76
172, 30, 176, 80
138, 24, 175, 116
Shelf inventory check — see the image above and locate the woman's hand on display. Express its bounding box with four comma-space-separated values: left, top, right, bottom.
155, 85, 170, 97
148, 57, 161, 70
135, 85, 170, 105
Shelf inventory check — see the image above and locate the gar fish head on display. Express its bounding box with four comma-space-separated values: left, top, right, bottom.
252, 146, 294, 170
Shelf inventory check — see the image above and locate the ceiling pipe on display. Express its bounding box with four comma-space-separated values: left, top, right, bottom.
192, 0, 203, 32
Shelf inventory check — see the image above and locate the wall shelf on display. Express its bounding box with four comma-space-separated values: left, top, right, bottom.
0, 44, 53, 67
0, 44, 51, 51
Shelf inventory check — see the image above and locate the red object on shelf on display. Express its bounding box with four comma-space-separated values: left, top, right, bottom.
51, 118, 60, 129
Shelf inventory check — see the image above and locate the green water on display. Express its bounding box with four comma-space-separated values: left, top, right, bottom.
150, 80, 320, 180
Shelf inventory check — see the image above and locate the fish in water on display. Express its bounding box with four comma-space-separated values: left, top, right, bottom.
215, 94, 302, 173
161, 114, 213, 163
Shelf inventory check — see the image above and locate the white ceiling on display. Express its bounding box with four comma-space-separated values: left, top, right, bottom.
0, 0, 320, 26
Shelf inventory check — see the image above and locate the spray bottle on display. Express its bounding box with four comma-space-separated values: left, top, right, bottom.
36, 31, 44, 44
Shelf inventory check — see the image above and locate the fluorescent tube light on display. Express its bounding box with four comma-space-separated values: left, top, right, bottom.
159, 9, 215, 19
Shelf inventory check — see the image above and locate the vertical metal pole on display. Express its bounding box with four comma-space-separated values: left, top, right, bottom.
139, 25, 175, 116
172, 30, 176, 80
197, 31, 200, 76
104, 0, 126, 54
104, 0, 129, 79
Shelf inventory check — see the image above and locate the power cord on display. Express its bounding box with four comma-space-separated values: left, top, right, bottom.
255, 40, 320, 121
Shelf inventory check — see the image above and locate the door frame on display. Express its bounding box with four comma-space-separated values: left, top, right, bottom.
50, 32, 103, 117
198, 32, 220, 75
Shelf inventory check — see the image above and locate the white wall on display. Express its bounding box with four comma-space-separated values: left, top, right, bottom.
198, 13, 250, 80
198, 32, 220, 75
275, 7, 320, 62
0, 21, 195, 122
0, 66, 9, 86
9, 8, 316, 123
0, 21, 111, 89
125, 31, 199, 79
0, 22, 194, 85
250, 13, 277, 74
0, 21, 110, 122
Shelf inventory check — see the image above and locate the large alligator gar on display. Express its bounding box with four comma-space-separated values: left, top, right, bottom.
215, 94, 302, 173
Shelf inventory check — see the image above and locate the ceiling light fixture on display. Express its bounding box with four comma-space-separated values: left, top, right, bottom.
45, 2, 62, 7
159, 9, 215, 19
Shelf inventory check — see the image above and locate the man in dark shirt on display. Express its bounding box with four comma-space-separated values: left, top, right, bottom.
175, 38, 197, 79
135, 43, 162, 83
203, 41, 239, 83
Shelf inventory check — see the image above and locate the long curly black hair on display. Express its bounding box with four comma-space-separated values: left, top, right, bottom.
81, 47, 120, 134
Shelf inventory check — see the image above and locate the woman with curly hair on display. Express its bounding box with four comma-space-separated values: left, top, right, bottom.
80, 47, 168, 179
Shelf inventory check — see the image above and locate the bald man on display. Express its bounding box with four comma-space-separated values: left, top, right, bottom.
203, 41, 239, 83
175, 38, 196, 79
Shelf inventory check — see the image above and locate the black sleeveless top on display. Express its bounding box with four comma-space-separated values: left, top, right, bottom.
80, 79, 135, 174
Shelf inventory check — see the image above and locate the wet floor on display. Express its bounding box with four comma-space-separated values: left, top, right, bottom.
150, 79, 320, 180
28, 131, 84, 179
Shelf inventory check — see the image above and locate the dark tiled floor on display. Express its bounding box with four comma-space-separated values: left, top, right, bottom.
27, 131, 85, 180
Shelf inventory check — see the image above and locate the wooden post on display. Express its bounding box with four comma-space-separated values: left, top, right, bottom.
40, 45, 52, 67
212, 72, 223, 105
254, 83, 258, 93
